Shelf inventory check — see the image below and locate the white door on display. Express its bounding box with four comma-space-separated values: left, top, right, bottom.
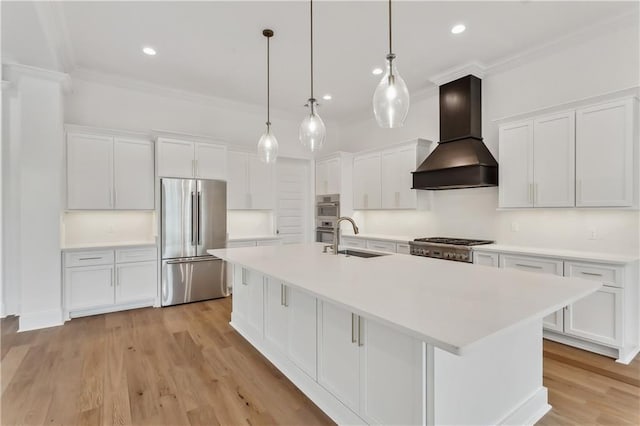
381, 146, 416, 209
576, 99, 634, 207
359, 318, 423, 425
248, 154, 275, 209
246, 268, 265, 338
113, 138, 155, 210
195, 143, 227, 180
498, 121, 533, 208
276, 159, 309, 244
264, 277, 289, 354
65, 265, 115, 311
564, 287, 623, 347
353, 153, 381, 209
287, 287, 317, 379
227, 151, 249, 209
115, 261, 157, 304
317, 301, 360, 412
533, 111, 575, 207
326, 158, 341, 195
66, 133, 114, 209
157, 138, 195, 178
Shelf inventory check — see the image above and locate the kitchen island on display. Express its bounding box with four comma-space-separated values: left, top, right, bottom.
209, 243, 601, 425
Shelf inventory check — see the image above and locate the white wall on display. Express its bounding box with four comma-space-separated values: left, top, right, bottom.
341, 23, 640, 255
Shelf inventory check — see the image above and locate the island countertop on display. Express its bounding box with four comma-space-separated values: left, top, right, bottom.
209, 243, 601, 355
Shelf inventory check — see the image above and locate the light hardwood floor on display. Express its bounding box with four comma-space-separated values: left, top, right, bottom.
1, 298, 638, 425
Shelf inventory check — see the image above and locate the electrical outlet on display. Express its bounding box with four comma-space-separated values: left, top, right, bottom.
588, 227, 597, 240
511, 221, 520, 232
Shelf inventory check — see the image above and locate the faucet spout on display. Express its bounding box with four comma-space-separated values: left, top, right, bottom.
333, 216, 359, 255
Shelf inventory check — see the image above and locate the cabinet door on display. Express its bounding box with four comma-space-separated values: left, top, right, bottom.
65, 265, 115, 311
359, 318, 423, 426
246, 268, 265, 338
264, 277, 289, 354
381, 146, 416, 209
113, 138, 155, 210
248, 154, 275, 209
565, 287, 623, 347
315, 160, 329, 195
576, 99, 634, 207
115, 261, 157, 304
317, 301, 360, 412
67, 133, 114, 209
498, 121, 533, 208
473, 251, 498, 267
533, 111, 575, 207
353, 153, 381, 209
195, 143, 227, 180
288, 288, 317, 379
500, 255, 564, 332
326, 158, 341, 195
227, 151, 249, 209
157, 138, 195, 178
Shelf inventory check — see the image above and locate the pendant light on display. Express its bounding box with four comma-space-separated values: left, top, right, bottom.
299, 0, 326, 152
373, 0, 410, 128
258, 29, 278, 163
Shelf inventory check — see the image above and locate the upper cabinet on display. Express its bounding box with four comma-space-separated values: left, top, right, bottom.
353, 140, 431, 210
66, 132, 154, 210
227, 150, 274, 210
498, 96, 637, 209
157, 137, 226, 180
576, 99, 635, 207
316, 157, 340, 195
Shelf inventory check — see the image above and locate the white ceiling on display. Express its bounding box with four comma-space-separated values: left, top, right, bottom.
2, 1, 637, 121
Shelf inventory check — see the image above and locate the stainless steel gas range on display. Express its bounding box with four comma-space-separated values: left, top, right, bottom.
409, 237, 494, 263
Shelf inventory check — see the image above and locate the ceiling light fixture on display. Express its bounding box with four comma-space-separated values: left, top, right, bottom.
142, 46, 157, 56
372, 68, 383, 75
299, 0, 326, 153
323, 94, 332, 100
373, 0, 410, 128
257, 29, 278, 164
451, 24, 466, 34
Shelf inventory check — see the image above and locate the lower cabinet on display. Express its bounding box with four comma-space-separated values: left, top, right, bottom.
66, 265, 115, 310
564, 286, 623, 347
115, 261, 157, 304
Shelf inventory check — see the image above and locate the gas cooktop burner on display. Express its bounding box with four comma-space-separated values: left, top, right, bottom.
409, 237, 494, 262
413, 237, 494, 246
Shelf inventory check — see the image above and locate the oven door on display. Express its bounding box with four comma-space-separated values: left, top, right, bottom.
316, 228, 335, 243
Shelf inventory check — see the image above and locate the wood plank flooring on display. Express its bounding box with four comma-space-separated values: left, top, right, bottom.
1, 298, 638, 425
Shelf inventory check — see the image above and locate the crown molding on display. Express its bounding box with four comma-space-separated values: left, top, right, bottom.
429, 62, 487, 87
70, 67, 300, 122
3, 63, 71, 91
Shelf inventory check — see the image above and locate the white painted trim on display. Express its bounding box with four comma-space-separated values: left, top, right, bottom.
65, 123, 151, 140
18, 309, 64, 332
616, 345, 640, 365
67, 299, 155, 320
429, 62, 487, 86
3, 63, 71, 91
498, 387, 551, 426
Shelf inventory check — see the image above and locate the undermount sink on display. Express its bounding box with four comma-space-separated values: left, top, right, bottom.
337, 249, 388, 258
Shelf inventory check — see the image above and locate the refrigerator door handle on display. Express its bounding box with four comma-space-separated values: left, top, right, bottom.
197, 192, 202, 245
167, 256, 220, 264
190, 191, 196, 246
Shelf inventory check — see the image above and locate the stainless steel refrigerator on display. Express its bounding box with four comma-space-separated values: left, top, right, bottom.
161, 178, 229, 306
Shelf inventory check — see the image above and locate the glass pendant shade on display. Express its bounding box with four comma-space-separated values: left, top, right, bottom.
257, 125, 278, 164
373, 56, 410, 128
299, 101, 326, 152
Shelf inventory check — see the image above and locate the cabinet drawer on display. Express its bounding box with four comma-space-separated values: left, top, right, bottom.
341, 237, 366, 249
65, 250, 114, 267
565, 262, 623, 288
473, 251, 499, 267
366, 240, 396, 253
396, 243, 411, 255
500, 254, 563, 276
116, 247, 157, 263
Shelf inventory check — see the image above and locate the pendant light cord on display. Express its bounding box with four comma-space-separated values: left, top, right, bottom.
388, 0, 392, 56
267, 34, 270, 125
310, 0, 314, 101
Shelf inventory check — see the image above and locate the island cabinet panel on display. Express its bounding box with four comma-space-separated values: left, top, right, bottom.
287, 288, 317, 379
317, 301, 361, 413
359, 319, 424, 426
246, 270, 265, 337
264, 277, 289, 354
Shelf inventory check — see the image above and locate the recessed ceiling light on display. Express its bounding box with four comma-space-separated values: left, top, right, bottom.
372, 67, 383, 75
451, 24, 466, 34
322, 94, 332, 100
142, 46, 157, 56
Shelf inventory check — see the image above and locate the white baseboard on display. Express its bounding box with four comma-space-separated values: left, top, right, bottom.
543, 332, 620, 360
499, 387, 551, 426
68, 299, 155, 320
18, 309, 64, 332
617, 346, 640, 365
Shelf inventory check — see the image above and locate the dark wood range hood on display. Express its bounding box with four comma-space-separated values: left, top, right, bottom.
412, 75, 498, 190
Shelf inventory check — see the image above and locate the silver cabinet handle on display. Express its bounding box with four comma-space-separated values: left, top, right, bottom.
242, 268, 248, 285
351, 313, 357, 343
79, 257, 101, 261
515, 263, 543, 269
110, 269, 113, 287
358, 316, 364, 347
580, 271, 603, 277
280, 283, 285, 306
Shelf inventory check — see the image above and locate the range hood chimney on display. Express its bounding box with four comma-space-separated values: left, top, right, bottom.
412, 75, 498, 190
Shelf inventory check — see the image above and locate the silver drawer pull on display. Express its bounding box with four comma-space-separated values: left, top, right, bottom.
515, 263, 543, 269
351, 313, 357, 343
580, 272, 603, 277
79, 257, 102, 261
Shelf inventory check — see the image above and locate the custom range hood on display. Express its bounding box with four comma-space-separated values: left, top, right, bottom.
412, 75, 498, 190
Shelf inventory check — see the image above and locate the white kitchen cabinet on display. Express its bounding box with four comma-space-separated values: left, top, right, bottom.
227, 151, 250, 209
115, 261, 157, 304
113, 138, 155, 210
381, 145, 418, 209
340, 237, 367, 249
157, 137, 227, 180
359, 318, 423, 426
365, 239, 396, 253
65, 265, 115, 311
533, 111, 575, 207
249, 154, 275, 209
576, 99, 635, 207
287, 287, 317, 379
67, 133, 114, 210
353, 153, 381, 210
316, 157, 340, 195
232, 266, 250, 324
500, 254, 565, 333
498, 121, 534, 208
265, 277, 289, 354
396, 243, 411, 255
473, 251, 499, 267
247, 269, 265, 337
227, 151, 274, 210
317, 301, 361, 413
564, 286, 623, 347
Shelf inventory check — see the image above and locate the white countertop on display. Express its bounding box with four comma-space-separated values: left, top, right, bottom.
209, 243, 600, 356
476, 244, 639, 264
228, 235, 281, 242
61, 241, 157, 251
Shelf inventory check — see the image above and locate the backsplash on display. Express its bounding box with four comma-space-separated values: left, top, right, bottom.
227, 210, 274, 237
62, 211, 156, 246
